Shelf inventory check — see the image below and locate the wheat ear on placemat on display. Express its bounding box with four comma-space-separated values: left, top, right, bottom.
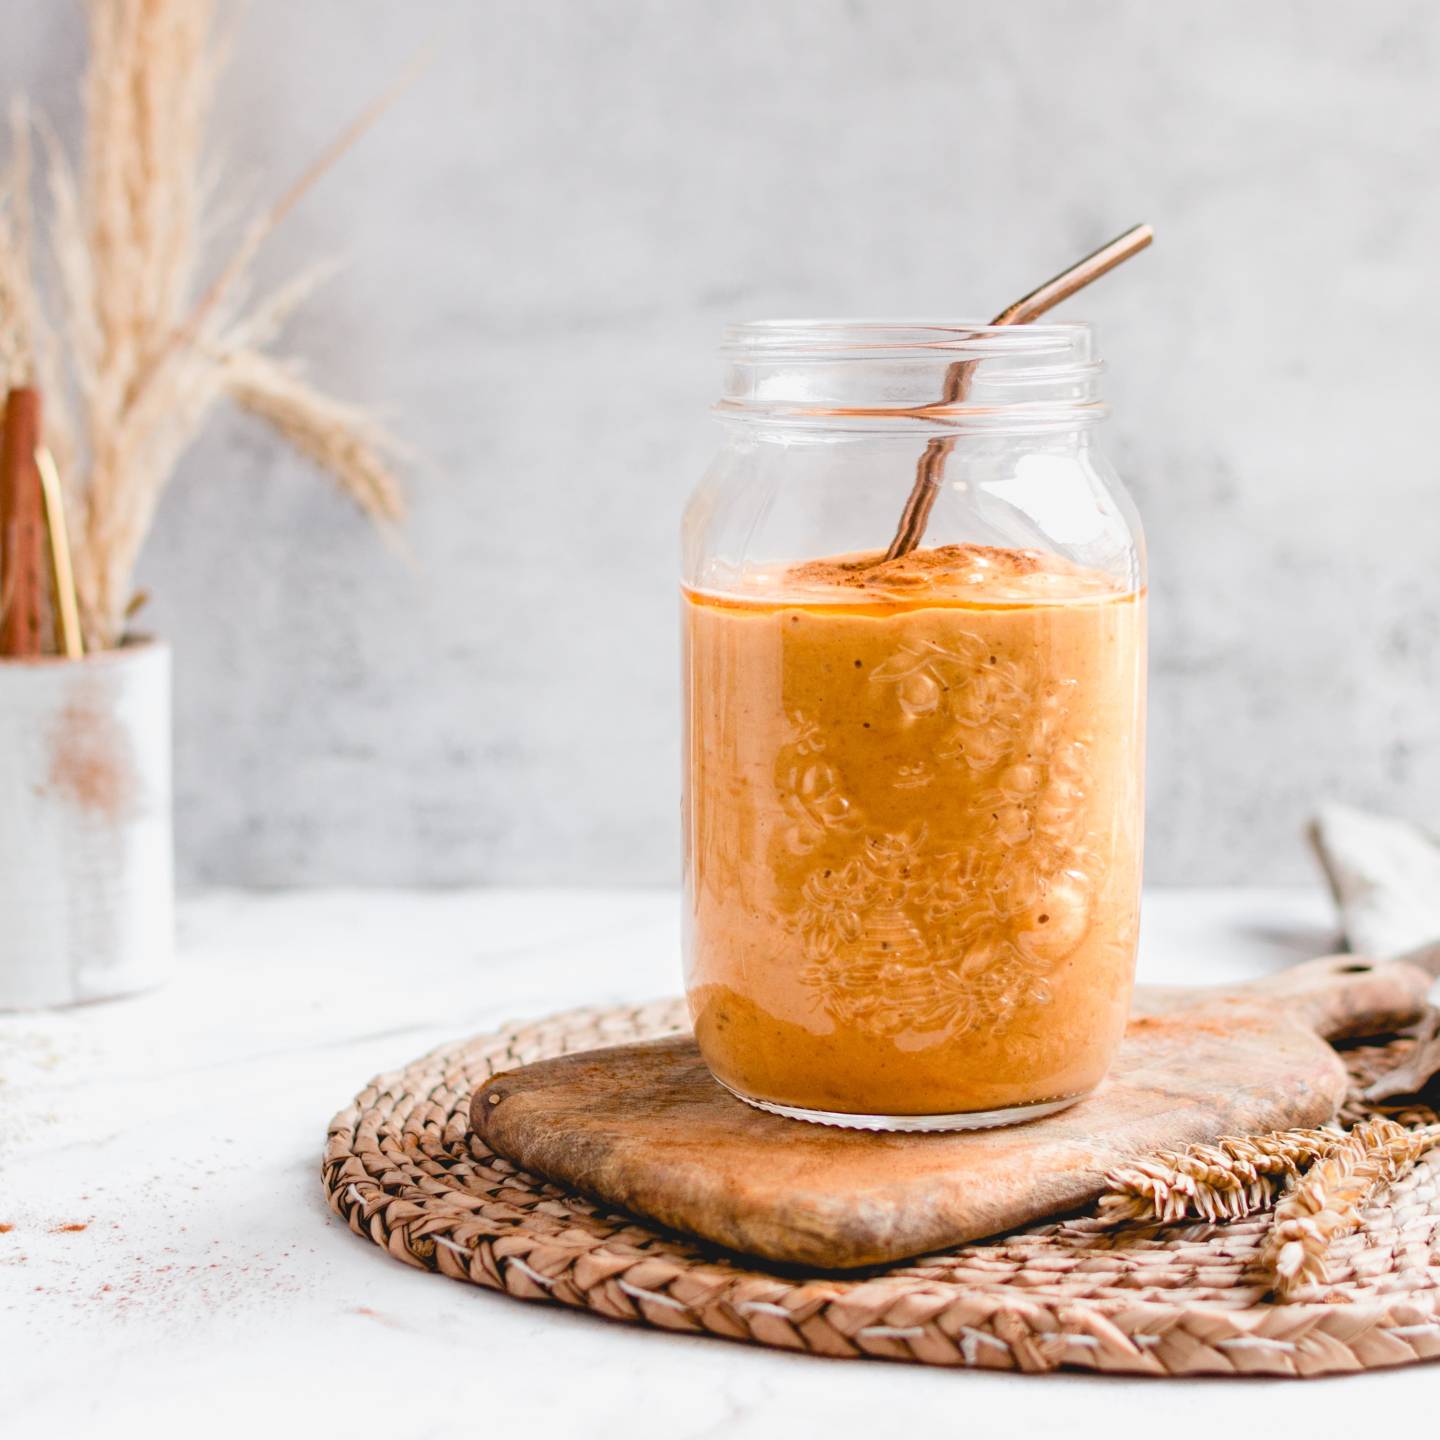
1099, 1127, 1345, 1225
1260, 1116, 1440, 1300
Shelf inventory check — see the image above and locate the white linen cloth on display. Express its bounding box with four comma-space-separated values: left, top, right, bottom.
1310, 801, 1440, 961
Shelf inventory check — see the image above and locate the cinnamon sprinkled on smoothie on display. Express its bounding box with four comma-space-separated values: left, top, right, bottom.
792, 543, 1060, 586
710, 544, 1127, 607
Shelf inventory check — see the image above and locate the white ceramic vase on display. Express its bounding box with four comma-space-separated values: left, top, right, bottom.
0, 638, 174, 1008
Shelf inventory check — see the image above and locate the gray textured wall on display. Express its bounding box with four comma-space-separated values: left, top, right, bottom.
4, 1, 1438, 887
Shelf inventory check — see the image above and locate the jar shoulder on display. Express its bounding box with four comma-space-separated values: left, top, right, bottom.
684, 434, 1144, 595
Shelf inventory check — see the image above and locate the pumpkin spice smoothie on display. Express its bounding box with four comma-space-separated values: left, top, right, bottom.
683, 543, 1145, 1123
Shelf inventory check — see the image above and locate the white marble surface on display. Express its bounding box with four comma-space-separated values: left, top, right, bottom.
3, 886, 1437, 1436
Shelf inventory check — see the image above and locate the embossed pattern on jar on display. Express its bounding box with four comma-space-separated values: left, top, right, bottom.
683, 545, 1145, 1122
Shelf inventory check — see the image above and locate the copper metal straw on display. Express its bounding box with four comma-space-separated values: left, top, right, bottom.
884, 223, 1153, 561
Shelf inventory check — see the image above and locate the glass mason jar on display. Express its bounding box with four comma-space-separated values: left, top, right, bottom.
681, 320, 1146, 1131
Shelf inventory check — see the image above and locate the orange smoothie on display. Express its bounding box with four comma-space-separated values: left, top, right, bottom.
683, 544, 1145, 1121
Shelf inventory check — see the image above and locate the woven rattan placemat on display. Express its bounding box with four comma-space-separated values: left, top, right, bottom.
323, 999, 1440, 1377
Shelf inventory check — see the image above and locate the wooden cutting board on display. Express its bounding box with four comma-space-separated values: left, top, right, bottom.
469, 956, 1434, 1269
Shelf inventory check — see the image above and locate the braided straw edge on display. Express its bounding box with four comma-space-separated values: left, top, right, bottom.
323, 1001, 1440, 1379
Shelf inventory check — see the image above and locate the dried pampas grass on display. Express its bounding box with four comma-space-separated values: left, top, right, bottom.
0, 103, 39, 389
0, 0, 408, 650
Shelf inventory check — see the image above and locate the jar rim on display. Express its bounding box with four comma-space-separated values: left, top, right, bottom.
718, 319, 1103, 433
721, 318, 1094, 360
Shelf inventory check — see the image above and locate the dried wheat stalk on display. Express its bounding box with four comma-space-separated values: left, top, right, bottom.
222, 349, 404, 527
1100, 1127, 1344, 1225
0, 0, 408, 651
1261, 1116, 1440, 1299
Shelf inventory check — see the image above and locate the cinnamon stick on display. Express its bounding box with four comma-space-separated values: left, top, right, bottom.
0, 386, 45, 657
